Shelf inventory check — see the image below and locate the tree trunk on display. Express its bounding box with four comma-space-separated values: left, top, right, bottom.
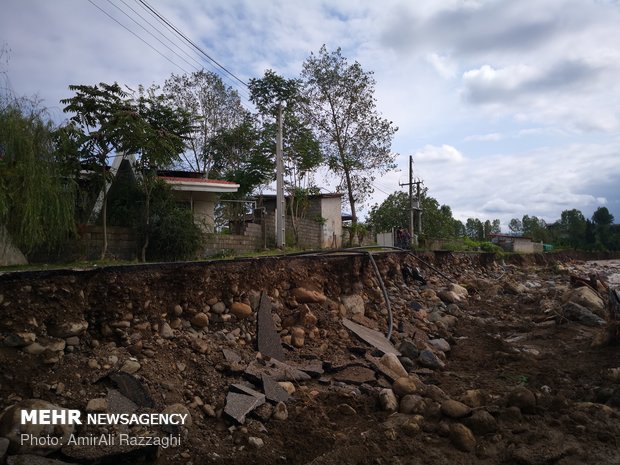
343, 166, 356, 246
141, 194, 149, 262
100, 163, 108, 261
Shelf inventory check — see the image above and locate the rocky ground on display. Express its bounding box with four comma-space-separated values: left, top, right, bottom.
0, 252, 619, 465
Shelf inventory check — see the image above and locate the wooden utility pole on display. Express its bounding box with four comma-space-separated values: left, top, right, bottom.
276, 103, 285, 248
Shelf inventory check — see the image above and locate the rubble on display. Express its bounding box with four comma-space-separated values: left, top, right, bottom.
1, 252, 619, 463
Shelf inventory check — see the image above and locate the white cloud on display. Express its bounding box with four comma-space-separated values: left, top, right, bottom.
426, 53, 457, 79
414, 144, 464, 163
464, 133, 503, 141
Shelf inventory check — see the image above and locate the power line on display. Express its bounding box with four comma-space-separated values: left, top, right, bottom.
107, 0, 201, 73
137, 0, 249, 90
87, 0, 191, 74
131, 0, 252, 104
119, 0, 206, 71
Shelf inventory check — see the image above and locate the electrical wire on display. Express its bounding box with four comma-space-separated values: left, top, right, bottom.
87, 0, 191, 74
137, 0, 249, 90
107, 0, 201, 73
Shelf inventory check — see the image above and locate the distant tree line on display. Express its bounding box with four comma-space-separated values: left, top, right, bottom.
368, 190, 619, 251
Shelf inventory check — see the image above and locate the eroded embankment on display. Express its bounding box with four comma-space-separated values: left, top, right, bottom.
1, 251, 619, 465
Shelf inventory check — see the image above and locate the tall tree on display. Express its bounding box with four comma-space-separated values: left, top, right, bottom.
163, 70, 247, 175
508, 218, 523, 235
61, 82, 131, 259
592, 206, 614, 249
249, 70, 322, 245
0, 98, 75, 254
119, 85, 193, 261
559, 209, 587, 250
301, 46, 397, 226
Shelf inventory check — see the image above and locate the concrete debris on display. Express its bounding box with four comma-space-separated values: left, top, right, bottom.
257, 292, 286, 361
342, 318, 400, 355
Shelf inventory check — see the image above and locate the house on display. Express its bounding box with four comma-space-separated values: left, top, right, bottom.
490, 234, 544, 253
157, 170, 240, 231
258, 193, 343, 249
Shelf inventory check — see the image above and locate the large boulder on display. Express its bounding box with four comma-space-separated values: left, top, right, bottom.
0, 400, 75, 455
563, 287, 606, 318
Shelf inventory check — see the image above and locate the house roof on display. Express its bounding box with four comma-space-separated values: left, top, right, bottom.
159, 176, 240, 193
490, 233, 533, 241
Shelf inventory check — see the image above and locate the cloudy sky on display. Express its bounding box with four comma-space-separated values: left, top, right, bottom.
2, 0, 619, 228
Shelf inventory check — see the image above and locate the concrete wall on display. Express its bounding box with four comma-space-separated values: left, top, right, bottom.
320, 196, 342, 248
203, 223, 263, 256
170, 191, 217, 231
74, 225, 138, 260
0, 227, 28, 266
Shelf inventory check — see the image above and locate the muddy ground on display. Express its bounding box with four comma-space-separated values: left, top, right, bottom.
0, 251, 619, 465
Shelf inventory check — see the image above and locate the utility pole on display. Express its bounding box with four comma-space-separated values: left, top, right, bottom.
276, 102, 285, 248
399, 155, 423, 247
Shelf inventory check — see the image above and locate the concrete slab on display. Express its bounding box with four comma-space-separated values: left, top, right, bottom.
342, 318, 400, 356
224, 392, 265, 424
257, 292, 286, 361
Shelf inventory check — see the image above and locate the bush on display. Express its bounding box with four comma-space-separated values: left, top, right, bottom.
142, 182, 205, 261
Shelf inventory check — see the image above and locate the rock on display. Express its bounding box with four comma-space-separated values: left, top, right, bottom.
48, 319, 88, 338
449, 283, 469, 299
291, 287, 327, 304
337, 403, 357, 415
507, 386, 536, 413
262, 375, 290, 402
87, 358, 100, 369
420, 289, 439, 301
450, 423, 476, 452
380, 353, 408, 378
65, 336, 80, 347
341, 294, 365, 316
109, 372, 154, 408
465, 410, 497, 435
277, 382, 296, 395
438, 290, 461, 304
429, 338, 451, 353
23, 342, 46, 355
424, 385, 448, 402
0, 399, 75, 455
561, 302, 606, 326
504, 281, 527, 295
172, 304, 183, 316
159, 322, 175, 339
162, 403, 192, 428
211, 302, 226, 314
441, 399, 472, 419
3, 332, 36, 347
397, 340, 420, 360
399, 395, 426, 415
272, 401, 288, 421
418, 349, 445, 369
86, 398, 107, 412
257, 293, 286, 361
564, 287, 606, 317
393, 375, 426, 397
224, 392, 264, 424
248, 437, 264, 449
379, 389, 399, 412
461, 389, 486, 408
190, 312, 210, 328
193, 338, 210, 354
0, 437, 9, 459
290, 327, 305, 348
120, 359, 141, 374
230, 302, 252, 319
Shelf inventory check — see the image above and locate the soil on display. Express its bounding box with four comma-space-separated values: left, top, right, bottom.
1, 251, 619, 465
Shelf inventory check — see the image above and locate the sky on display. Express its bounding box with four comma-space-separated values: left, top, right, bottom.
2, 0, 619, 229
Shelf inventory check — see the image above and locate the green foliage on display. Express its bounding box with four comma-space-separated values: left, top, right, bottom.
142, 181, 205, 261
0, 100, 75, 253
301, 45, 397, 224
163, 70, 248, 174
